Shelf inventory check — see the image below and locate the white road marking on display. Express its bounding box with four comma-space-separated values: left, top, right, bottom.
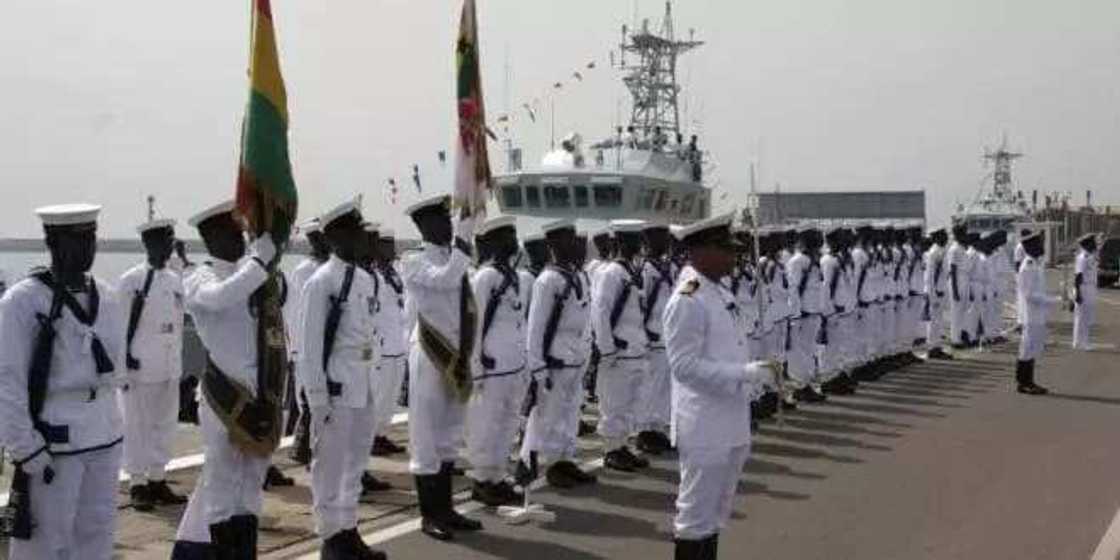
294, 458, 608, 558
1090, 505, 1120, 560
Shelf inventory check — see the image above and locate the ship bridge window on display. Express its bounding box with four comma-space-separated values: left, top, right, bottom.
501, 186, 523, 208
573, 185, 589, 208
641, 189, 656, 210
593, 185, 622, 208
525, 185, 541, 208
544, 186, 571, 208
654, 190, 668, 211
681, 194, 695, 215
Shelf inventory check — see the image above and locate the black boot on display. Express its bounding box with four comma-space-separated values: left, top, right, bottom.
471, 480, 513, 506
148, 480, 188, 505
290, 404, 312, 465
371, 435, 406, 456
439, 462, 482, 531
263, 465, 294, 490
230, 514, 258, 559
928, 347, 954, 360
321, 530, 351, 560
361, 471, 392, 494
674, 537, 706, 560
636, 431, 664, 455
1018, 359, 1048, 395
130, 483, 155, 512
415, 474, 453, 541
208, 521, 237, 560
170, 540, 216, 560
704, 533, 719, 560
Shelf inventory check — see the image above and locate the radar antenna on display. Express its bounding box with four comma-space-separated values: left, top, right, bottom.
982, 134, 1023, 199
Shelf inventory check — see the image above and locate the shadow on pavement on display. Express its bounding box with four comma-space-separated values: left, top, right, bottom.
446, 530, 611, 560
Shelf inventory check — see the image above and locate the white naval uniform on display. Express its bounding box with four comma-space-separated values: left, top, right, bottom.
851, 246, 873, 365
118, 263, 184, 487
1072, 248, 1099, 350
466, 264, 530, 483
178, 258, 272, 531
964, 247, 983, 342
284, 257, 326, 374
1017, 255, 1057, 360
838, 253, 860, 371
818, 248, 846, 381
299, 256, 379, 540
975, 252, 995, 342
786, 251, 823, 386
992, 246, 1014, 335
520, 265, 591, 465
759, 257, 791, 364
905, 243, 925, 346
402, 243, 473, 475
592, 260, 649, 450
637, 257, 676, 434
372, 262, 407, 442
947, 241, 971, 344
1014, 243, 1027, 327
0, 275, 126, 560
665, 267, 772, 540
924, 244, 948, 349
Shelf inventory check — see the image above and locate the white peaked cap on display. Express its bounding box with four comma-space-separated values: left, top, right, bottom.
477, 215, 517, 236
363, 221, 381, 234
188, 200, 235, 228
36, 203, 102, 227
642, 218, 670, 231
591, 225, 613, 238
675, 212, 735, 243
405, 193, 450, 217
379, 227, 396, 239
321, 197, 363, 229
542, 218, 576, 235
136, 218, 177, 234
523, 232, 546, 243
669, 224, 686, 240
298, 217, 322, 235
610, 219, 646, 234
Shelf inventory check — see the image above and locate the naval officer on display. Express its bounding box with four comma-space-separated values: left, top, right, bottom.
664, 212, 779, 560
286, 218, 330, 466
1016, 230, 1056, 395
0, 204, 126, 559
1071, 233, 1099, 350
118, 217, 189, 511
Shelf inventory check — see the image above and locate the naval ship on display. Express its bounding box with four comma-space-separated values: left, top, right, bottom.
952, 138, 1035, 239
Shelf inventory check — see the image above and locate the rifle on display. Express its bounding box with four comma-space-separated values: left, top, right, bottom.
320, 265, 355, 397
479, 266, 516, 370
520, 268, 575, 417
125, 268, 156, 370
608, 261, 642, 351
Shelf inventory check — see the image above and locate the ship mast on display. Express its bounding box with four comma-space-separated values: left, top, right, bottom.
618, 1, 702, 139
983, 136, 1022, 200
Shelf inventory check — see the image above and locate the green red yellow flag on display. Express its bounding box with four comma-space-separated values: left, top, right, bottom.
236, 0, 298, 243
454, 0, 492, 218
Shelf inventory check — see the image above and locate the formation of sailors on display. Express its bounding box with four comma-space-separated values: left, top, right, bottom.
0, 198, 1105, 560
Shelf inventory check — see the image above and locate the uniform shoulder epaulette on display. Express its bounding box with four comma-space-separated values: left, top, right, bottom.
679, 278, 700, 296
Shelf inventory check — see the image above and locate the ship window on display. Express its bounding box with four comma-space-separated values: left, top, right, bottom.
573, 185, 589, 207
593, 185, 622, 208
654, 191, 667, 211
642, 189, 656, 210
502, 186, 523, 208
525, 186, 541, 208
544, 186, 571, 208
681, 194, 695, 215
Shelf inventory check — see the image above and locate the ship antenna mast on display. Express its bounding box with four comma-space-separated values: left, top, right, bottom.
983, 134, 1022, 199
618, 1, 703, 139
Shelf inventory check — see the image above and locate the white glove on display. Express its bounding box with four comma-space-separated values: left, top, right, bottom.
744, 361, 779, 389
455, 216, 476, 241
250, 234, 277, 264
19, 450, 52, 482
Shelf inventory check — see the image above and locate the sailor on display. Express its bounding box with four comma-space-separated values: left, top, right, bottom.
1071, 233, 1100, 350
819, 227, 855, 395
465, 216, 530, 506
587, 227, 615, 283
664, 212, 779, 560
988, 230, 1013, 344
1015, 230, 1056, 395
118, 217, 188, 512
757, 230, 792, 408
583, 227, 614, 404
369, 227, 409, 459
963, 233, 984, 346
0, 204, 125, 559
1013, 228, 1030, 331
786, 227, 825, 401
974, 233, 997, 345
838, 228, 864, 378
905, 225, 927, 349
592, 219, 651, 471
402, 193, 484, 541
286, 218, 331, 466
850, 226, 875, 379
923, 228, 953, 360
170, 200, 279, 558
297, 200, 386, 559
524, 232, 550, 276
947, 225, 973, 348
519, 219, 598, 487
635, 221, 675, 455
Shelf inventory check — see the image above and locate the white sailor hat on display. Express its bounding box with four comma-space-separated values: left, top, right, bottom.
405, 193, 450, 218
675, 212, 738, 246
523, 232, 546, 244
927, 225, 947, 236
363, 221, 381, 234
379, 227, 396, 239
669, 224, 686, 240
610, 219, 646, 234
1021, 229, 1043, 242
542, 218, 576, 236
477, 215, 517, 236
321, 197, 363, 229
298, 217, 322, 235
188, 200, 236, 228
36, 203, 101, 228
136, 218, 176, 235
591, 225, 613, 239
1077, 233, 1097, 245
642, 218, 669, 232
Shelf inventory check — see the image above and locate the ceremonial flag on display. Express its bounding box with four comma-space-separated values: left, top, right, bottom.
235, 0, 298, 243
454, 0, 492, 217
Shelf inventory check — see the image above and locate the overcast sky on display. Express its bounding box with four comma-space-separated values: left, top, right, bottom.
1, 0, 1117, 240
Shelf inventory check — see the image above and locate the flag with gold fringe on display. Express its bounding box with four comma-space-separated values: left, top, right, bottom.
454, 0, 492, 218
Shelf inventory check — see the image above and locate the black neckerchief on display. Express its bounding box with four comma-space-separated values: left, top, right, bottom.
616, 258, 643, 290
378, 262, 403, 294
551, 263, 583, 301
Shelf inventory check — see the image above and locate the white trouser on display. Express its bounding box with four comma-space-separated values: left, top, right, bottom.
1072, 298, 1097, 350
312, 404, 375, 539
174, 483, 209, 543
192, 401, 270, 525
372, 355, 406, 439
882, 300, 898, 354
122, 378, 179, 485
637, 348, 671, 433
787, 316, 819, 386
466, 371, 528, 482
817, 313, 847, 379
1019, 321, 1047, 361
521, 365, 585, 465
927, 300, 945, 348
858, 305, 878, 361
597, 356, 647, 450
408, 347, 466, 475
950, 297, 969, 343
9, 443, 121, 560
674, 444, 751, 540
